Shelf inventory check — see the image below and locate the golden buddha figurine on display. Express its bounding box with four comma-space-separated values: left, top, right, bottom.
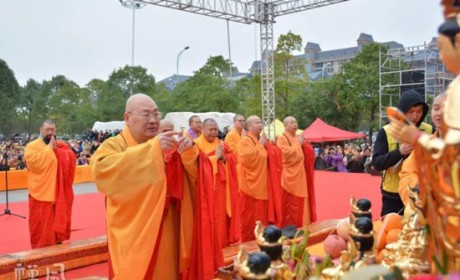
386, 3, 460, 273
390, 187, 430, 278
234, 247, 272, 280
350, 197, 372, 225
254, 221, 292, 280
320, 251, 353, 280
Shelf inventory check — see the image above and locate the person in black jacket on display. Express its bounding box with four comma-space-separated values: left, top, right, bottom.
372, 89, 433, 216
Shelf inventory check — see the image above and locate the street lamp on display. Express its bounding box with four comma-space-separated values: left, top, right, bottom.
322, 62, 332, 79
120, 0, 145, 67
176, 46, 190, 83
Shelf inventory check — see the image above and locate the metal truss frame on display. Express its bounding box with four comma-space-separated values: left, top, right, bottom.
134, 0, 350, 133
378, 43, 454, 128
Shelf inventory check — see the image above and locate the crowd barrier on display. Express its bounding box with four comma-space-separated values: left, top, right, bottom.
0, 165, 94, 191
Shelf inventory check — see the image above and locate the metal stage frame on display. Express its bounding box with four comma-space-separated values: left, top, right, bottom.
378, 42, 454, 128
131, 0, 350, 135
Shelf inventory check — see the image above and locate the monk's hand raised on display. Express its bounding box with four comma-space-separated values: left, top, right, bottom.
177, 135, 194, 154
297, 134, 304, 144
215, 143, 224, 160
49, 135, 57, 150
259, 133, 268, 146
158, 131, 179, 153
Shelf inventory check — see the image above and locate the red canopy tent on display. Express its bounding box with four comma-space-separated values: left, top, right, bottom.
303, 118, 366, 142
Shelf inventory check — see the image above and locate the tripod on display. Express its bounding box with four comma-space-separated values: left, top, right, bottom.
0, 166, 26, 219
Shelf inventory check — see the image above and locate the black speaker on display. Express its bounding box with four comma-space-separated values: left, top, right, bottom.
401, 70, 425, 96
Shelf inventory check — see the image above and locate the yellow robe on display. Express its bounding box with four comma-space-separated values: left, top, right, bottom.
92, 126, 197, 280
224, 128, 242, 155
237, 131, 268, 200
276, 133, 309, 227
276, 133, 308, 198
24, 138, 58, 202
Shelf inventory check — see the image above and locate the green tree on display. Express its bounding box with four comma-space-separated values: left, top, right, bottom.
107, 65, 157, 99
86, 78, 125, 122
293, 74, 362, 130
341, 43, 394, 141
275, 31, 309, 119
44, 76, 83, 134
18, 79, 46, 138
170, 56, 239, 113
0, 59, 20, 136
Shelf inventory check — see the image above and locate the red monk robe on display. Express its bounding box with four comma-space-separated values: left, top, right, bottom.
187, 151, 224, 280
194, 135, 241, 247
92, 126, 197, 280
276, 133, 308, 228
25, 139, 76, 249
302, 142, 317, 223
237, 133, 282, 241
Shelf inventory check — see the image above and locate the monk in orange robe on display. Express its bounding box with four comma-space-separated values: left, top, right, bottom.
92, 94, 202, 280
238, 115, 283, 241
276, 116, 309, 228
24, 119, 76, 249
184, 115, 202, 140
194, 118, 240, 247
224, 114, 246, 154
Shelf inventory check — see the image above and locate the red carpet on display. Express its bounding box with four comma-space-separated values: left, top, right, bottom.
314, 171, 382, 221
0, 171, 381, 278
0, 192, 106, 255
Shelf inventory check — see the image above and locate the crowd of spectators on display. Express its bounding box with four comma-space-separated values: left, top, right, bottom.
314, 143, 379, 175
0, 129, 121, 170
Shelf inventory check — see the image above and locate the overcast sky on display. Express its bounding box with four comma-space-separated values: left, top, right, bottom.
0, 0, 443, 87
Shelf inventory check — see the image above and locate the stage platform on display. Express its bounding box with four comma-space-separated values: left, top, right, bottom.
0, 171, 382, 279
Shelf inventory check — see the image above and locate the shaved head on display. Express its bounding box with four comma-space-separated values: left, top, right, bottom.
124, 93, 160, 143
283, 116, 299, 136
202, 118, 218, 128
283, 116, 296, 126
246, 115, 263, 135
202, 118, 219, 142
159, 120, 174, 133
40, 119, 56, 142
125, 93, 155, 114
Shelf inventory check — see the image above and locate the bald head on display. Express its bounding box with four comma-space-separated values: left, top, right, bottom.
159, 120, 174, 133
124, 93, 160, 144
283, 116, 298, 136
125, 93, 156, 113
40, 119, 56, 142
283, 116, 296, 126
246, 115, 263, 135
202, 118, 219, 142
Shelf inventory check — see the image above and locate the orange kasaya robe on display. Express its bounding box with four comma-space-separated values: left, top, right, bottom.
25, 138, 76, 249
224, 128, 242, 154
276, 133, 308, 228
302, 141, 317, 224
237, 132, 282, 241
91, 126, 197, 280
194, 135, 241, 247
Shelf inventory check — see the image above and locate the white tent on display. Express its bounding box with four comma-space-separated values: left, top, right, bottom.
164, 112, 235, 131
92, 121, 125, 132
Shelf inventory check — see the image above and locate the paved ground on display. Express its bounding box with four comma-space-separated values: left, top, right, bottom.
0, 182, 98, 204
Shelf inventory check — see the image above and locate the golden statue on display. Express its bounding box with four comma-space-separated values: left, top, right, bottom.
382, 187, 431, 278
321, 216, 375, 280
320, 251, 353, 280
385, 2, 460, 273
234, 247, 272, 280
254, 221, 292, 280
